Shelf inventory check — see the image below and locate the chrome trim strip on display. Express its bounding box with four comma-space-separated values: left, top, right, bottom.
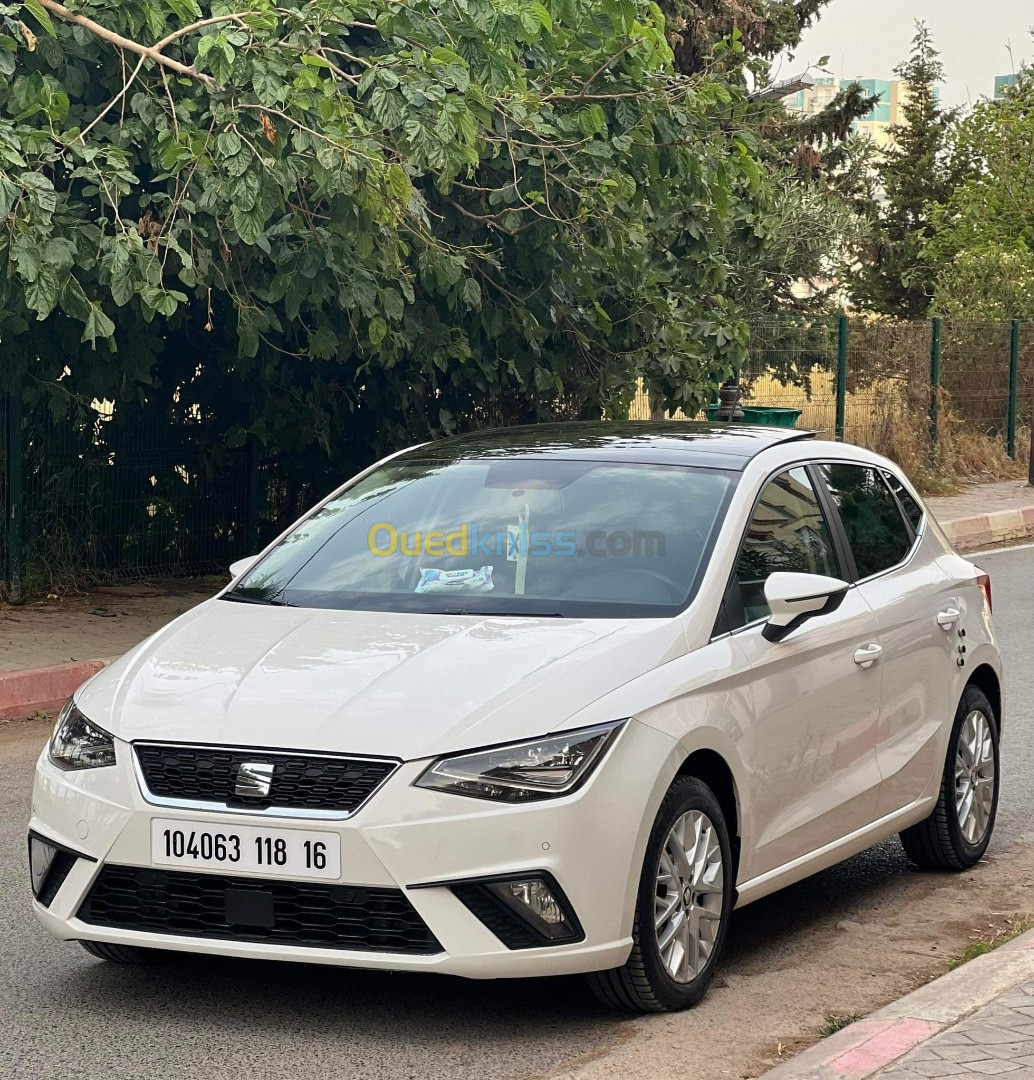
131, 741, 400, 822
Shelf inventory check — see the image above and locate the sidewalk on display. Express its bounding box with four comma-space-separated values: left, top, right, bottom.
927, 480, 1034, 553
763, 929, 1034, 1080
0, 579, 219, 717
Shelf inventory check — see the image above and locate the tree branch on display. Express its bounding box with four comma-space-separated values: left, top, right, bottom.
35, 0, 254, 89
78, 53, 146, 141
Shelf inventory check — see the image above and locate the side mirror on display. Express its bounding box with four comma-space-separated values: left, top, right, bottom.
229, 555, 260, 580
762, 572, 850, 643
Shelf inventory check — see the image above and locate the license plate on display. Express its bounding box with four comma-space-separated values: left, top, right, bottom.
150, 818, 341, 881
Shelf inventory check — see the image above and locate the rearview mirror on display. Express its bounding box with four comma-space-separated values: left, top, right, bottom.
229, 555, 259, 580
762, 572, 850, 643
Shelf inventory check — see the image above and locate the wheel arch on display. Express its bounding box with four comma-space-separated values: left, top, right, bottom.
967, 664, 1002, 731
676, 749, 741, 879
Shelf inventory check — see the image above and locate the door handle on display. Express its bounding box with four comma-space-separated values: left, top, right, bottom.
937, 608, 961, 630
853, 643, 883, 668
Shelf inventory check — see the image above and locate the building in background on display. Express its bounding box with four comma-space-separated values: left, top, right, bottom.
994, 74, 1020, 99
784, 76, 916, 150
784, 76, 841, 117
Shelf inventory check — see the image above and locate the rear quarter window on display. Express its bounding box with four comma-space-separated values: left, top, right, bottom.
883, 472, 925, 532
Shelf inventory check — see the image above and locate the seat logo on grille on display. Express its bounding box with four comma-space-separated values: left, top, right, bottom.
235, 762, 275, 799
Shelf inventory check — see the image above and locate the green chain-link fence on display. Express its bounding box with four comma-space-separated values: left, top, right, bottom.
4, 317, 1033, 598
635, 317, 1033, 458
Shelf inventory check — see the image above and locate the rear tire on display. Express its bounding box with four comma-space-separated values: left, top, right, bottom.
587, 776, 734, 1013
79, 940, 166, 964
900, 685, 999, 871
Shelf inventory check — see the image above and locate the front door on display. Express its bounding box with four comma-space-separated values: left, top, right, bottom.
726, 466, 884, 882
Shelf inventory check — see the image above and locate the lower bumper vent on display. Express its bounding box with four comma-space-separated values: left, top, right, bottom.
78, 866, 442, 955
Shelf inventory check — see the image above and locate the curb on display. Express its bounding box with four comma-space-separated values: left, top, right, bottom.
0, 658, 114, 719
939, 505, 1034, 553
763, 928, 1034, 1079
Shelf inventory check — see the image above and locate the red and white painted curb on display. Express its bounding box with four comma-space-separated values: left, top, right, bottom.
940, 505, 1034, 553
763, 928, 1034, 1079
0, 658, 113, 719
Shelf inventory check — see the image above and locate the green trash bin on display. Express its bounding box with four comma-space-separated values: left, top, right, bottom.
706, 405, 802, 428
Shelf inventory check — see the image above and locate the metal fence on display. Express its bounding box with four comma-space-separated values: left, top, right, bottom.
1, 394, 257, 598
4, 317, 1033, 598
634, 316, 1034, 456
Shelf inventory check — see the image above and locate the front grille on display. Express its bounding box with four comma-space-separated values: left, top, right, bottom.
79, 866, 442, 954
134, 743, 397, 814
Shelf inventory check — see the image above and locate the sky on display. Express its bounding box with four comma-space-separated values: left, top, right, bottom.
778, 0, 1033, 108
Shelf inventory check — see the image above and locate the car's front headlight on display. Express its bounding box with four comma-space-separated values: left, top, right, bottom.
414, 720, 625, 803
49, 699, 116, 771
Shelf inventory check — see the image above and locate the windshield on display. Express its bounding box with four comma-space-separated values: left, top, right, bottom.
228, 457, 737, 618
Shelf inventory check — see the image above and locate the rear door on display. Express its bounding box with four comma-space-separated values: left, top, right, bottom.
727, 465, 884, 881
814, 463, 959, 818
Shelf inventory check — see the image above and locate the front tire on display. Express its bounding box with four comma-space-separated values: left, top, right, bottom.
587, 776, 734, 1012
900, 685, 999, 871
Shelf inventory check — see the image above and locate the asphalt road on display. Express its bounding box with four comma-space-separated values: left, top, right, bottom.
1, 545, 1030, 1080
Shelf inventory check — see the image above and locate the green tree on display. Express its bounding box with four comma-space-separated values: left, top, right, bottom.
658, 0, 828, 77
647, 1, 878, 315
852, 23, 960, 317
926, 73, 1034, 320
0, 0, 764, 455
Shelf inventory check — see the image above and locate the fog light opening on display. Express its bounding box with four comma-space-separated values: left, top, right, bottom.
484, 875, 581, 943
29, 836, 58, 900
506, 880, 566, 925
28, 832, 85, 908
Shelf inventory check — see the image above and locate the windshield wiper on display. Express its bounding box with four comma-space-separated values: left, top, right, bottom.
222, 593, 289, 607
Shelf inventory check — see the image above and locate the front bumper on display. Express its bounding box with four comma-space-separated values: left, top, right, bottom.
29, 720, 679, 978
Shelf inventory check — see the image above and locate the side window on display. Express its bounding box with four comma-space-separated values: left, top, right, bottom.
730, 467, 839, 627
883, 471, 925, 532
819, 464, 913, 579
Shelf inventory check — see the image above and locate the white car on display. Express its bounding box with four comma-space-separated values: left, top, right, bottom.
29, 423, 1002, 1012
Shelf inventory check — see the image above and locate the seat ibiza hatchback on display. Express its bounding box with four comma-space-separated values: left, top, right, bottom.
29, 423, 1002, 1012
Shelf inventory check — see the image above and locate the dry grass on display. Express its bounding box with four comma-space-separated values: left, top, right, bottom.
630, 371, 1030, 496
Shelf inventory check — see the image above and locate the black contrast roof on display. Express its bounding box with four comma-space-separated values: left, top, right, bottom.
398, 421, 816, 471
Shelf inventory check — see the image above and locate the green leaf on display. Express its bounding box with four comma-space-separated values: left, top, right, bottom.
60, 275, 91, 321
22, 0, 55, 36
576, 104, 607, 138
166, 0, 202, 21
461, 277, 481, 309
12, 235, 40, 281
217, 130, 242, 157
307, 324, 338, 359
141, 286, 183, 317
386, 163, 412, 203
24, 263, 60, 319
231, 201, 266, 245
527, 3, 553, 31
81, 300, 116, 345
0, 176, 19, 221
368, 316, 387, 346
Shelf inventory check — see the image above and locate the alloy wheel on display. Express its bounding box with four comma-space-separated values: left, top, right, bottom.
955, 709, 996, 845
654, 809, 724, 983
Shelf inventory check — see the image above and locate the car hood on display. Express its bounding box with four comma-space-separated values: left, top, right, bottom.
77, 599, 687, 760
